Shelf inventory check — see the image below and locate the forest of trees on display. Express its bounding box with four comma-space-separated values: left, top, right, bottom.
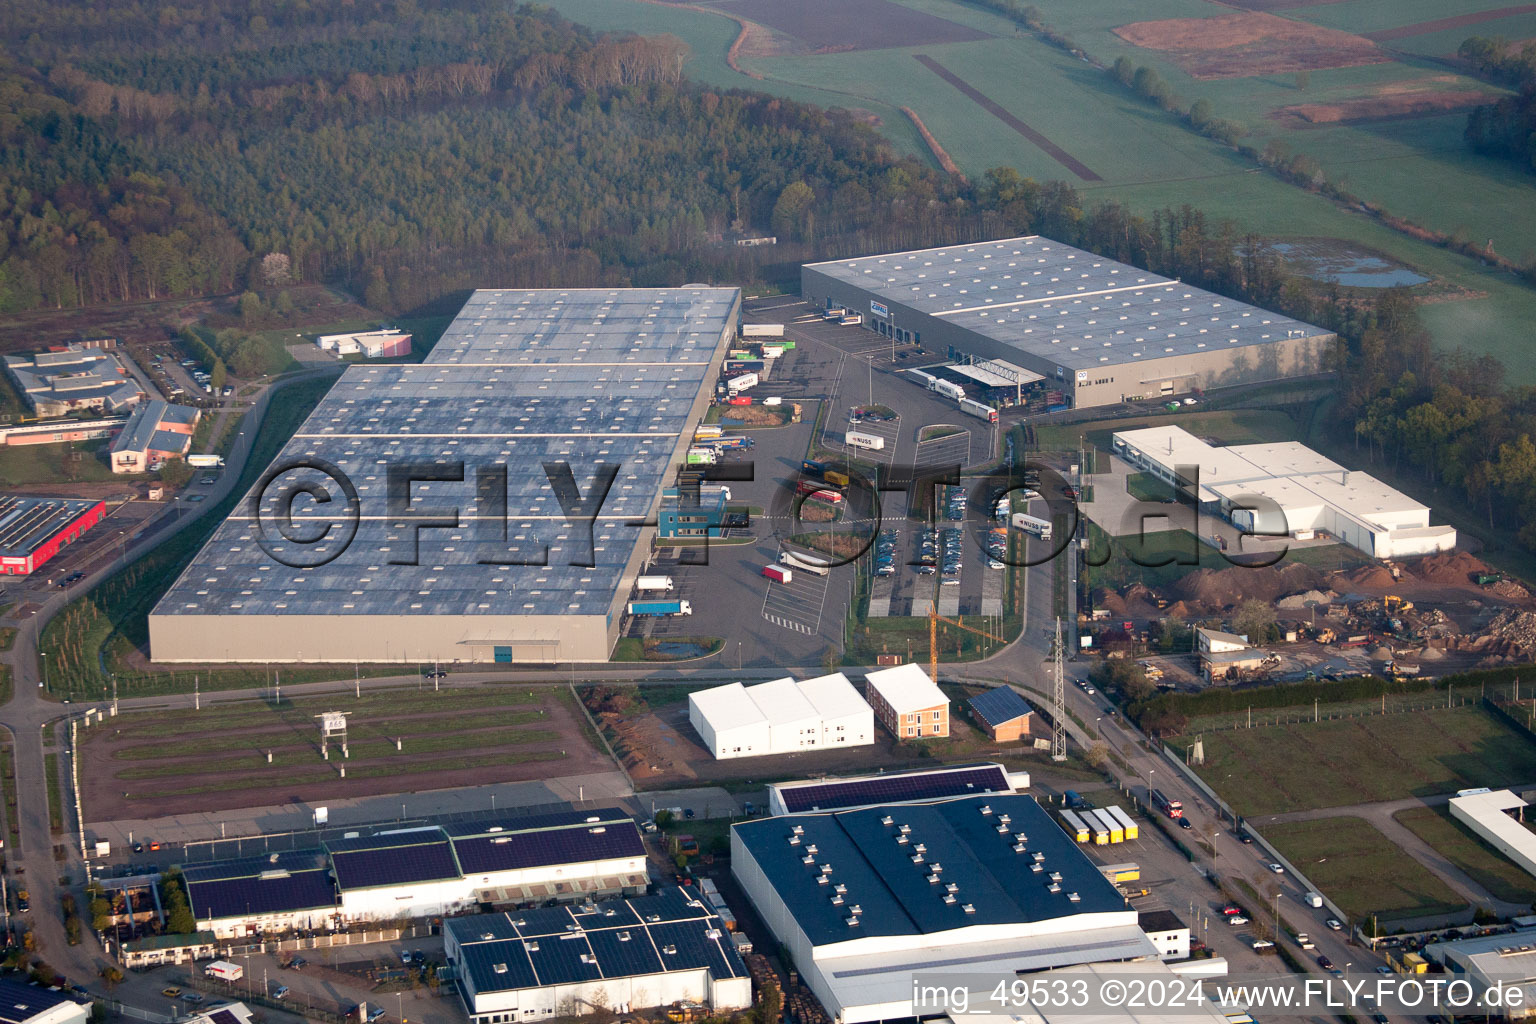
1461, 36, 1536, 173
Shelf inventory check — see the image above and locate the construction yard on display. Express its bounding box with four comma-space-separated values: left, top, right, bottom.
79, 684, 610, 820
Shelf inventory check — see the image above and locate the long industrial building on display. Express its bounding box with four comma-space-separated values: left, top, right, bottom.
181, 810, 647, 937
803, 237, 1334, 410
732, 794, 1160, 1022
1113, 424, 1456, 558
150, 287, 739, 663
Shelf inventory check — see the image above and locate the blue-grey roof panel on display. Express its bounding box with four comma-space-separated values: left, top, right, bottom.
967, 687, 1035, 728
776, 764, 1011, 813
734, 795, 1125, 946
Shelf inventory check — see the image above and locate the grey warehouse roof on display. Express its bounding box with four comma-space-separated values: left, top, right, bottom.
734, 794, 1123, 947
448, 886, 747, 994
805, 237, 1329, 371
154, 287, 738, 620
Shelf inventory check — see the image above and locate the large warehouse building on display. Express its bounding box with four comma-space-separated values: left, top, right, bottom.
150, 287, 739, 663
445, 887, 752, 1024
803, 237, 1334, 410
1113, 424, 1456, 558
732, 794, 1159, 1023
688, 673, 874, 759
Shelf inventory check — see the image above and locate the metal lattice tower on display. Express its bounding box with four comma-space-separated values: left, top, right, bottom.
1051, 616, 1067, 761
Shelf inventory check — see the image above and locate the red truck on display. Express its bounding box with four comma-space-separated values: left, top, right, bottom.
761, 564, 793, 583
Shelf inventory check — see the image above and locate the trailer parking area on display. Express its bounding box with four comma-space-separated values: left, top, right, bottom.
761, 562, 833, 635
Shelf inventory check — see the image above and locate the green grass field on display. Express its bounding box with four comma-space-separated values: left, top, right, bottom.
1264, 816, 1465, 920
1176, 704, 1536, 816
0, 438, 121, 486
535, 0, 1536, 380
1395, 805, 1536, 907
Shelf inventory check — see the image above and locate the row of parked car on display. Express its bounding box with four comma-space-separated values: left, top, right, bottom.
873, 529, 897, 576
941, 484, 966, 522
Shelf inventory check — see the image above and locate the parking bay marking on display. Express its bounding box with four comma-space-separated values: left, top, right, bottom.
761, 566, 831, 635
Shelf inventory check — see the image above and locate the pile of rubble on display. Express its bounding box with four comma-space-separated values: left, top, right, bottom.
1453, 608, 1536, 660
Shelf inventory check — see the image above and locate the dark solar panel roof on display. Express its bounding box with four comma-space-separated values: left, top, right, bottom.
775, 764, 1011, 813
325, 829, 448, 853
448, 887, 746, 994
967, 687, 1035, 728
182, 850, 326, 883
733, 794, 1126, 947
0, 978, 72, 1024
453, 820, 642, 876
328, 834, 461, 890
186, 868, 337, 920
208, 1010, 243, 1024
442, 808, 634, 838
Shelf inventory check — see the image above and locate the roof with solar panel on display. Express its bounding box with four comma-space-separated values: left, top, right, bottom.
733, 794, 1123, 946
805, 236, 1330, 371
447, 886, 748, 994
152, 287, 738, 620
769, 762, 1013, 814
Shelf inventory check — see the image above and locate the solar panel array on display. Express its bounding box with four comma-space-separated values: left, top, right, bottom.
0, 978, 70, 1024
966, 686, 1035, 729
777, 764, 1011, 813
185, 867, 338, 920
326, 833, 463, 890
155, 287, 738, 621
449, 887, 747, 994
453, 821, 642, 875
0, 496, 100, 558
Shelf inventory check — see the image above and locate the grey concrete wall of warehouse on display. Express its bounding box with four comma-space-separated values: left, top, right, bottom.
801, 267, 1335, 409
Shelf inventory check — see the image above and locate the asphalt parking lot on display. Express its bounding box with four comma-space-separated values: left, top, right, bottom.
622, 298, 1026, 667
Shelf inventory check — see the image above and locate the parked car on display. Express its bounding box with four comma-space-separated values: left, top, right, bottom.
1226, 916, 1249, 926
161, 988, 181, 998
272, 986, 289, 1000
1221, 904, 1243, 916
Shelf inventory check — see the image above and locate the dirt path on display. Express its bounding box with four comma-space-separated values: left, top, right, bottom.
913, 54, 1102, 182
1363, 4, 1536, 42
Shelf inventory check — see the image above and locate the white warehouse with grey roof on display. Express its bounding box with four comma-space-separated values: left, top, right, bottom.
149, 287, 739, 664
803, 236, 1334, 409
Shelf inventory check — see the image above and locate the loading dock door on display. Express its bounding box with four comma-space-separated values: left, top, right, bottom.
494, 646, 513, 663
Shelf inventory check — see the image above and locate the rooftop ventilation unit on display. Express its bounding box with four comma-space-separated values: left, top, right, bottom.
999, 814, 1011, 824
493, 963, 508, 974
896, 835, 910, 845
1068, 892, 1081, 903
706, 928, 722, 940
1013, 842, 1027, 853
1033, 852, 1046, 862
963, 904, 976, 914
914, 843, 927, 853
945, 882, 959, 893
910, 853, 925, 864
927, 873, 941, 885
831, 894, 844, 906
996, 823, 1011, 834
821, 864, 834, 874
850, 905, 862, 915
979, 805, 993, 816
846, 915, 860, 927
792, 825, 805, 835
816, 875, 829, 886
835, 883, 847, 894
806, 844, 819, 855
788, 836, 801, 846
942, 893, 957, 905
1046, 882, 1062, 893
526, 941, 539, 952
1049, 872, 1062, 882
1014, 833, 1028, 843
1031, 863, 1044, 873
881, 815, 895, 826
899, 824, 912, 834
663, 945, 677, 955
618, 932, 631, 942
802, 854, 816, 865
580, 954, 595, 965
480, 932, 495, 941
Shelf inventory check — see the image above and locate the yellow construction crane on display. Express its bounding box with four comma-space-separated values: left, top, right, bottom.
929, 607, 1007, 683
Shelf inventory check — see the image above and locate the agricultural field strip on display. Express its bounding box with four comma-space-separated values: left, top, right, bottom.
109, 713, 550, 762
140, 751, 570, 799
